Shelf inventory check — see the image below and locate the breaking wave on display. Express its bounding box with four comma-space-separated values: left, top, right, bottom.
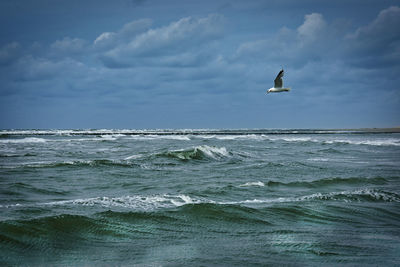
163, 145, 230, 161
239, 181, 265, 187
0, 137, 47, 144
2, 146, 234, 169
4, 159, 136, 169
46, 194, 201, 210
265, 177, 388, 188
221, 189, 400, 205
323, 139, 400, 146
3, 188, 398, 210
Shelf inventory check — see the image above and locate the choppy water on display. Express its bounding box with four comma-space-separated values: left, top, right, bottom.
1, 129, 400, 265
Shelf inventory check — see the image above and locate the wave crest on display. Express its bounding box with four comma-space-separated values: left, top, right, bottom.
266, 177, 388, 188
239, 181, 265, 187
164, 145, 230, 160
0, 137, 47, 144
47, 194, 202, 210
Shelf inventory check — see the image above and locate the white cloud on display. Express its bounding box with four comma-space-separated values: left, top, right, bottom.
94, 32, 116, 45
99, 14, 225, 68
129, 14, 224, 51
50, 37, 87, 54
297, 13, 326, 43
12, 56, 87, 82
93, 18, 152, 48
119, 18, 153, 39
232, 13, 329, 67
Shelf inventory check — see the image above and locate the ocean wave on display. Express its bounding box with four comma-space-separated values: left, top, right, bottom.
269, 137, 315, 143
203, 134, 400, 147
297, 189, 400, 203
163, 145, 230, 161
4, 187, 397, 211
46, 194, 202, 210
124, 154, 144, 160
124, 145, 231, 162
323, 139, 400, 146
66, 188, 400, 206
128, 135, 191, 141
195, 134, 400, 147
266, 177, 388, 188
265, 136, 400, 147
202, 135, 266, 141
0, 153, 36, 158
239, 181, 265, 187
0, 194, 201, 210
2, 146, 232, 169
0, 137, 47, 144
6, 159, 136, 169
307, 157, 331, 162
221, 189, 400, 205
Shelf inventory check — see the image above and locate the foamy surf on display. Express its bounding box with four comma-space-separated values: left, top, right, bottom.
0, 137, 47, 143
4, 188, 397, 211
222, 189, 400, 205
45, 194, 204, 210
128, 135, 191, 141
239, 181, 265, 187
324, 139, 400, 146
165, 145, 230, 160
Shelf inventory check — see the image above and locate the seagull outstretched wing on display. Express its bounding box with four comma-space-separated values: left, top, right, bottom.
274, 69, 284, 88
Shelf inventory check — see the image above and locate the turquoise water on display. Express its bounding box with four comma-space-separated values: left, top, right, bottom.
1, 129, 400, 265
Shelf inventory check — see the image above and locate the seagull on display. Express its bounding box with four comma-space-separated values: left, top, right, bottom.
267, 69, 291, 94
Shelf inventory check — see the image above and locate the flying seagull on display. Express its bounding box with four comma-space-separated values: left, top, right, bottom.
267, 69, 291, 94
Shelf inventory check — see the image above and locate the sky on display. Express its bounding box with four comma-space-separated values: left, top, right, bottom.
0, 0, 399, 129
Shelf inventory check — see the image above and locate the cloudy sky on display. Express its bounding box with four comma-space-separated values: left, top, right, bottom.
0, 0, 399, 129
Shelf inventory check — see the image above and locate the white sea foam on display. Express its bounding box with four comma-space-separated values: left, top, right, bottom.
215, 135, 264, 140
194, 134, 270, 141
307, 158, 330, 162
239, 181, 265, 187
101, 134, 126, 139
124, 154, 143, 160
166, 145, 230, 160
229, 135, 400, 147
128, 135, 191, 141
324, 139, 400, 146
2, 189, 399, 211
100, 135, 116, 141
0, 137, 47, 144
277, 137, 314, 142
46, 194, 204, 210
196, 145, 229, 159
222, 189, 400, 205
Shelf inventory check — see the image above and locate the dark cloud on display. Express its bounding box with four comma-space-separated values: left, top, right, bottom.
0, 42, 21, 66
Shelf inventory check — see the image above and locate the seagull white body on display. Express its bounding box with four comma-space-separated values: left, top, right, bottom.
267, 69, 291, 94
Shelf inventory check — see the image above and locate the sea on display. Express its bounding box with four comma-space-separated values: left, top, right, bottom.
0, 129, 399, 266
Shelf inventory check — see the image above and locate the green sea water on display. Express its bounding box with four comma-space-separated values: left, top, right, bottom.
1, 129, 400, 265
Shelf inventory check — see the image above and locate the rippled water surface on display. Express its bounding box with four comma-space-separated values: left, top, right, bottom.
1, 129, 400, 265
